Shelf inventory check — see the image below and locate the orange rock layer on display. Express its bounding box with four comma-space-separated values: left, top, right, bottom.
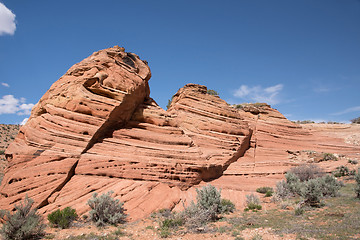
1, 46, 359, 220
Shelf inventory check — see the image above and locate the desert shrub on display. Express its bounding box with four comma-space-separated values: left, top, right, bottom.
273, 180, 292, 201
355, 168, 360, 199
318, 175, 342, 197
288, 164, 325, 182
234, 104, 243, 109
195, 184, 222, 220
351, 116, 360, 124
166, 95, 175, 110
181, 202, 212, 231
256, 187, 273, 194
279, 200, 291, 209
220, 199, 235, 214
348, 159, 358, 165
47, 207, 78, 229
294, 205, 304, 215
256, 186, 273, 197
161, 217, 183, 229
207, 89, 219, 96
245, 194, 262, 211
87, 191, 126, 227
0, 196, 45, 240
156, 185, 234, 233
158, 215, 184, 237
0, 150, 5, 155
300, 178, 323, 207
285, 172, 302, 195
295, 120, 315, 124
333, 165, 351, 177
320, 153, 338, 161
265, 191, 273, 197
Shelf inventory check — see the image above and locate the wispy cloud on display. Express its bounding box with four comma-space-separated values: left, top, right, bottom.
233, 84, 283, 105
313, 86, 330, 93
0, 3, 16, 36
0, 95, 34, 115
311, 80, 332, 93
1, 82, 10, 87
332, 106, 360, 116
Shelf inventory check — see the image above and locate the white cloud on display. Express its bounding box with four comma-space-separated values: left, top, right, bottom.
0, 2, 16, 36
0, 95, 34, 115
18, 103, 34, 115
331, 106, 360, 116
233, 84, 283, 105
20, 117, 28, 125
1, 82, 9, 87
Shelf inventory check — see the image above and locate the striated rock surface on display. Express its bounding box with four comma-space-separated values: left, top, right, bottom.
1, 46, 360, 220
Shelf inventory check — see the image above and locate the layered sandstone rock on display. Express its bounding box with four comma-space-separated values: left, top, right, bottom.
1, 46, 359, 220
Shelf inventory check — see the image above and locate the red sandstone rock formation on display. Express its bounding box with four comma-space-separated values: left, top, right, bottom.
1, 46, 359, 220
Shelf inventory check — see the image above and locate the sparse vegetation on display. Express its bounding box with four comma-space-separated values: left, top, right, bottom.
207, 89, 219, 96
48, 207, 78, 229
255, 187, 273, 194
320, 152, 338, 161
333, 165, 355, 177
294, 205, 304, 215
220, 199, 236, 213
355, 168, 360, 199
151, 184, 235, 237
294, 120, 315, 124
226, 182, 360, 239
245, 194, 262, 211
195, 184, 222, 219
87, 191, 126, 227
348, 159, 358, 165
256, 187, 273, 197
300, 178, 324, 207
351, 116, 360, 124
166, 95, 174, 110
288, 164, 325, 182
0, 196, 46, 240
273, 164, 343, 209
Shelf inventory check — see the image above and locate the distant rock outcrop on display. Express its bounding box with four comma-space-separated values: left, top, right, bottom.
1, 46, 359, 220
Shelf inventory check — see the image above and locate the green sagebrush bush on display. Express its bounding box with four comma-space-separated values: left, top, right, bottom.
274, 164, 342, 206
179, 185, 235, 231
245, 193, 262, 211
333, 165, 355, 177
300, 178, 324, 207
0, 196, 45, 240
319, 174, 343, 197
355, 168, 360, 199
196, 184, 222, 220
220, 199, 235, 213
87, 191, 126, 227
256, 186, 273, 195
273, 180, 292, 201
47, 207, 78, 229
207, 89, 219, 96
299, 175, 342, 206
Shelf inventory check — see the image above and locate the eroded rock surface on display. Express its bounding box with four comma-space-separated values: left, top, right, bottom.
1, 46, 359, 220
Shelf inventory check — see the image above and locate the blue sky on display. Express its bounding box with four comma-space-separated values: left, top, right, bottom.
0, 0, 359, 124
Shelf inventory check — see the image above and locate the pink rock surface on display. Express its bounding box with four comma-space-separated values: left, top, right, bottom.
1, 46, 359, 220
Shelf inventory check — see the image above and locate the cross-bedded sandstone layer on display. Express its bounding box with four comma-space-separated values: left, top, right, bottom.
1, 47, 359, 220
